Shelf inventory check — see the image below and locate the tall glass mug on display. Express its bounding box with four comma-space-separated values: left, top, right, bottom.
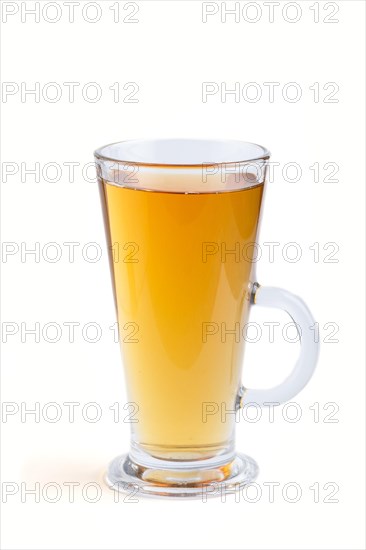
94, 139, 319, 498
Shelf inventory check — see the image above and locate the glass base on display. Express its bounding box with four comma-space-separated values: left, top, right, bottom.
105, 452, 259, 499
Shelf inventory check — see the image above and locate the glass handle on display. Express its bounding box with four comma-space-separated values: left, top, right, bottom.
241, 283, 319, 407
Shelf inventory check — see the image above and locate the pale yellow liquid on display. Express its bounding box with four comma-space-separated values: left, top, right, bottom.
100, 175, 264, 460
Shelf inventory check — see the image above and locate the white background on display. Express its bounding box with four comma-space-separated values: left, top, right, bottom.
1, 1, 365, 549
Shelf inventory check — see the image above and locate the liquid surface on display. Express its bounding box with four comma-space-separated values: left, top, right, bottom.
100, 180, 264, 459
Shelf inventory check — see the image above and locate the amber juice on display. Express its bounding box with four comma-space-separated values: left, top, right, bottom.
99, 173, 264, 460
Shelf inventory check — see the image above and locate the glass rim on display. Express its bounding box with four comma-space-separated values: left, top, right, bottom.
94, 138, 271, 168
